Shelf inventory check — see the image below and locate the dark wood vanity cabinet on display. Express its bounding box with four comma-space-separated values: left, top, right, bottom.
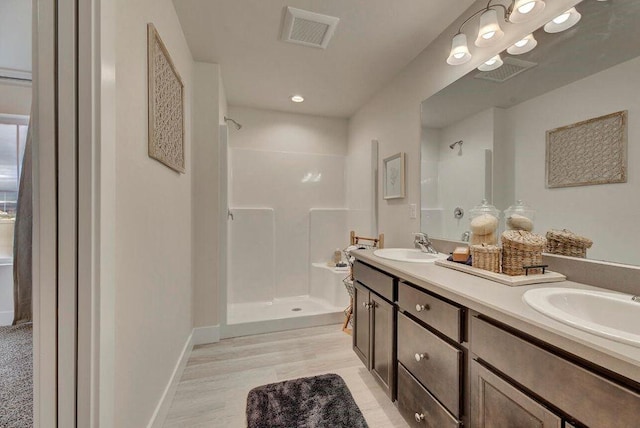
470, 316, 640, 428
352, 257, 640, 428
395, 281, 465, 427
353, 262, 396, 400
471, 361, 562, 428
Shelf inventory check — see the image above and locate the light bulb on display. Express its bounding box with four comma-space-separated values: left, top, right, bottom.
553, 12, 571, 24
515, 38, 528, 48
507, 33, 537, 55
482, 31, 496, 40
509, 0, 545, 23
517, 1, 535, 14
290, 95, 304, 103
544, 7, 581, 33
478, 55, 503, 72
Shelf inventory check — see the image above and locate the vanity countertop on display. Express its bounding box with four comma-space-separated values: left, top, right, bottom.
353, 249, 640, 385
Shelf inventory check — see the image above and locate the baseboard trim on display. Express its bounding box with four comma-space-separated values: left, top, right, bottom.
147, 331, 194, 428
192, 324, 220, 345
0, 310, 14, 326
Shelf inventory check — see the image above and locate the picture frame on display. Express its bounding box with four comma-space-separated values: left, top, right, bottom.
545, 110, 627, 188
147, 23, 186, 173
383, 152, 405, 199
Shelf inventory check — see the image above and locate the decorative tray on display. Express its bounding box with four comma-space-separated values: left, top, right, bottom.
434, 259, 566, 287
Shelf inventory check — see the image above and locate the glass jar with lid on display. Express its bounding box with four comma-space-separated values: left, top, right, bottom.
503, 200, 535, 232
469, 199, 500, 245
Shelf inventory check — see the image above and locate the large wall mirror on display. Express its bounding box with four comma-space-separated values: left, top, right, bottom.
420, 0, 640, 266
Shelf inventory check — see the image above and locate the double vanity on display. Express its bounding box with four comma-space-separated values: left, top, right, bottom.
352, 249, 640, 427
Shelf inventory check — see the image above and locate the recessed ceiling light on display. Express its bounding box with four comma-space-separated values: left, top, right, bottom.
291, 95, 304, 103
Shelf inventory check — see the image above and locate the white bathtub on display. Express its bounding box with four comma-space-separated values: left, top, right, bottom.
310, 263, 351, 308
0, 257, 14, 326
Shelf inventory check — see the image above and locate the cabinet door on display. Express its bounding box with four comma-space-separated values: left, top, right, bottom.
370, 293, 395, 400
353, 281, 370, 368
471, 361, 562, 428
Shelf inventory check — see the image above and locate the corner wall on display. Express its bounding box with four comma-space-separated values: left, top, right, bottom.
192, 62, 226, 329
0, 82, 31, 115
114, 0, 194, 426
347, 0, 580, 247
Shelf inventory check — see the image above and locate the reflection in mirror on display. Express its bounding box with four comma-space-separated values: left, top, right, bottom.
421, 0, 640, 266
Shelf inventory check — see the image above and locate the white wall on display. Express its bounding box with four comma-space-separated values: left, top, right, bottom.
509, 56, 640, 265
114, 0, 194, 426
347, 0, 580, 247
0, 0, 31, 74
227, 106, 348, 299
192, 62, 226, 328
0, 83, 31, 115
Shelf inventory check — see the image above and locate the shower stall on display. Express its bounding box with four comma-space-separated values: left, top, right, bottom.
222, 120, 352, 335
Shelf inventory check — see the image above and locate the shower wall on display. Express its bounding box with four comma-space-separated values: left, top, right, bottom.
227, 106, 349, 304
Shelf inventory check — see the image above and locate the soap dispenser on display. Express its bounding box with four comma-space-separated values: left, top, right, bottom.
469, 199, 500, 245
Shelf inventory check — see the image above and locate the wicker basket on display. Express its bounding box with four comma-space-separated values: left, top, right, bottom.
501, 230, 547, 276
546, 229, 593, 258
470, 244, 501, 273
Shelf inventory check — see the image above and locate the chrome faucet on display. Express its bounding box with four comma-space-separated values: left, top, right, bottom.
414, 233, 438, 254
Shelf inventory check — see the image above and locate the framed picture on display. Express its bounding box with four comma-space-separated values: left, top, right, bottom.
383, 152, 405, 199
546, 110, 627, 188
147, 23, 185, 173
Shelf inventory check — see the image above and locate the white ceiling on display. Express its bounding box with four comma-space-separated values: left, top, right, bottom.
173, 0, 475, 118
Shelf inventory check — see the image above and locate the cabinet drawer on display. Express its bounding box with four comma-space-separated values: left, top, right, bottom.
398, 312, 462, 418
398, 282, 462, 342
471, 317, 640, 427
397, 363, 461, 428
353, 261, 395, 302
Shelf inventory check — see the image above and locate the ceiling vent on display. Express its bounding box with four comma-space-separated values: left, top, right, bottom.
474, 57, 538, 83
281, 7, 339, 49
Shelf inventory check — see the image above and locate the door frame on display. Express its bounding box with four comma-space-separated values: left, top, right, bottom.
32, 0, 58, 425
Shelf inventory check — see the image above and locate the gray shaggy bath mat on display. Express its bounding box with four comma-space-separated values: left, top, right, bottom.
0, 323, 33, 428
246, 373, 368, 428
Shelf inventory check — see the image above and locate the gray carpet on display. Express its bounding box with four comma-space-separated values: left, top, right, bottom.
246, 373, 368, 428
0, 323, 33, 428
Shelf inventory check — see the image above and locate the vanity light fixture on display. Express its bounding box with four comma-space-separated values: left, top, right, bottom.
478, 54, 504, 71
447, 0, 546, 64
507, 33, 537, 55
544, 7, 581, 33
475, 8, 505, 47
509, 0, 545, 23
447, 33, 472, 65
290, 95, 305, 103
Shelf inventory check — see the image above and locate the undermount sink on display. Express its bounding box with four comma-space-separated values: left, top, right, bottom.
523, 287, 640, 347
373, 248, 448, 263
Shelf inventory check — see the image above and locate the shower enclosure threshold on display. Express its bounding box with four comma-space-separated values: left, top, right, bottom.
224, 296, 345, 338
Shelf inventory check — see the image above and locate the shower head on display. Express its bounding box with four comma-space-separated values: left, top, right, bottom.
224, 116, 242, 130
449, 140, 463, 149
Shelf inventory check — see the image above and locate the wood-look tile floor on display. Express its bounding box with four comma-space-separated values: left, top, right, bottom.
163, 324, 409, 428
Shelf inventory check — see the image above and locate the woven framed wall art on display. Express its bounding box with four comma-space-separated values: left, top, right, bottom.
147, 23, 185, 173
545, 111, 627, 188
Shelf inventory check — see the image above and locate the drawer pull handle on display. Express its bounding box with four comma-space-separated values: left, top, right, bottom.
414, 353, 428, 362
414, 412, 425, 422
415, 303, 430, 312
362, 302, 372, 309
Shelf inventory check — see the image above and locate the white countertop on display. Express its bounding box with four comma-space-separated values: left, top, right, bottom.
353, 249, 640, 384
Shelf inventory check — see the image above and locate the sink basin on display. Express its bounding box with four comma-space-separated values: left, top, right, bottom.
373, 248, 448, 263
523, 288, 640, 347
